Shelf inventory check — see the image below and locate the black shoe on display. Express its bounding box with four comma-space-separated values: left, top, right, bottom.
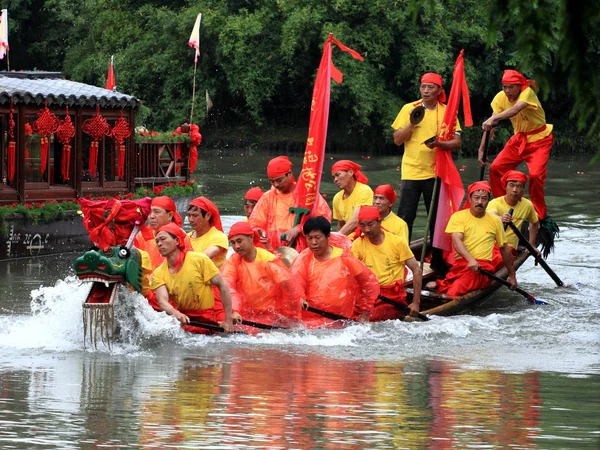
429, 259, 449, 279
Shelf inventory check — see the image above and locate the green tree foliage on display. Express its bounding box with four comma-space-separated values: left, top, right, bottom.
3, 0, 598, 154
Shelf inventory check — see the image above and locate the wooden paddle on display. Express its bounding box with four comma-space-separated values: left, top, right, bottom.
240, 319, 288, 330
479, 268, 549, 305
507, 222, 565, 287
377, 294, 430, 321
304, 305, 350, 321
188, 320, 247, 334
479, 129, 492, 181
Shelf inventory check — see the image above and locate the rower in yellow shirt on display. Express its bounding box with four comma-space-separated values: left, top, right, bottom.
486, 170, 539, 255
187, 196, 228, 268
331, 160, 373, 236
437, 181, 516, 297
351, 206, 422, 321
372, 184, 409, 242
151, 223, 233, 332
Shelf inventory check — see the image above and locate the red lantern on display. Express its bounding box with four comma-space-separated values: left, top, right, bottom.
111, 112, 131, 180
33, 103, 60, 178
82, 106, 111, 179
56, 107, 75, 181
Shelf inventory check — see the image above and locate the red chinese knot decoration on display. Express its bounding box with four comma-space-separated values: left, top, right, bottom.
111, 112, 131, 180
33, 104, 60, 178
56, 107, 76, 181
82, 106, 111, 178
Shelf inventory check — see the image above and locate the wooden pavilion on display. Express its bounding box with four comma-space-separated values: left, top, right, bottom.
0, 71, 189, 205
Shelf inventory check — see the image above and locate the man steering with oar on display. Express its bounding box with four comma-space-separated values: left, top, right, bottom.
249, 156, 331, 252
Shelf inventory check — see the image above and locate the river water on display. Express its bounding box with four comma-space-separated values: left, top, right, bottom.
0, 153, 598, 449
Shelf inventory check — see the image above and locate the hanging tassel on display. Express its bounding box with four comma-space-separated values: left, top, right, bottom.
175, 143, 181, 174
61, 144, 71, 181
117, 143, 126, 180
89, 141, 98, 178
7, 140, 15, 183
40, 136, 49, 177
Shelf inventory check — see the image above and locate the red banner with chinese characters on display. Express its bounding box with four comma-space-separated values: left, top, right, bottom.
433, 50, 473, 251
293, 34, 364, 219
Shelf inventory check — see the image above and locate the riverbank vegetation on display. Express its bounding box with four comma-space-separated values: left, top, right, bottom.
7, 0, 599, 157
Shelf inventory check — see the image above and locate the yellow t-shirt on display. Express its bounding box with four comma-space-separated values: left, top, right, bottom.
151, 252, 219, 311
445, 210, 507, 261
391, 100, 461, 180
333, 182, 374, 222
188, 227, 228, 268
253, 246, 276, 262
491, 87, 553, 143
382, 212, 409, 242
139, 248, 153, 296
487, 196, 538, 249
351, 230, 414, 287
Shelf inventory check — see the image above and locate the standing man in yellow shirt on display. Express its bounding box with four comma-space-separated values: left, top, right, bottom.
352, 206, 422, 321
437, 181, 517, 297
372, 184, 409, 242
479, 70, 553, 223
391, 72, 462, 276
331, 160, 374, 235
486, 170, 540, 255
187, 196, 228, 268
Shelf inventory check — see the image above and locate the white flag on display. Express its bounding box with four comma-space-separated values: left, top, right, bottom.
188, 13, 202, 63
0, 9, 8, 60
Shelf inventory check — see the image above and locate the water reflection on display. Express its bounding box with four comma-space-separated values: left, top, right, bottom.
1, 347, 598, 448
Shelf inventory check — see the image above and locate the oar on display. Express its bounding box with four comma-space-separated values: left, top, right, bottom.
479, 268, 549, 305
188, 320, 247, 334
503, 208, 514, 231
305, 305, 350, 322
377, 294, 430, 321
241, 319, 288, 330
479, 129, 491, 181
507, 222, 565, 287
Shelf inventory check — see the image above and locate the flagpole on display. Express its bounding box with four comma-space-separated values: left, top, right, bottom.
190, 58, 197, 125
420, 176, 440, 271
6, 49, 9, 71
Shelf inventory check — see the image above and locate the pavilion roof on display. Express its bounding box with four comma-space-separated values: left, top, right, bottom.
0, 72, 140, 109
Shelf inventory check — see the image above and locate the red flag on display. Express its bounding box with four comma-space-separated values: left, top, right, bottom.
106, 56, 116, 91
433, 50, 473, 251
293, 34, 364, 221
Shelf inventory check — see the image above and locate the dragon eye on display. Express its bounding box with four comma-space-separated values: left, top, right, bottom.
104, 247, 114, 257
118, 247, 130, 259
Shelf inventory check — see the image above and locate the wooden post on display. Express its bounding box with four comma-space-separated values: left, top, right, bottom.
17, 104, 25, 203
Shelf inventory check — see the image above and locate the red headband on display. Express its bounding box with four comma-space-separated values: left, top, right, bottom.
463, 181, 492, 209
156, 222, 189, 270
421, 72, 447, 103
244, 186, 263, 202
502, 70, 537, 92
189, 196, 223, 232
227, 221, 260, 243
267, 156, 293, 178
157, 222, 188, 249
331, 160, 368, 184
501, 170, 528, 186
374, 184, 397, 204
358, 205, 381, 222
151, 196, 183, 226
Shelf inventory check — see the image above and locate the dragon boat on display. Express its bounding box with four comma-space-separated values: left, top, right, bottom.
72, 198, 538, 346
